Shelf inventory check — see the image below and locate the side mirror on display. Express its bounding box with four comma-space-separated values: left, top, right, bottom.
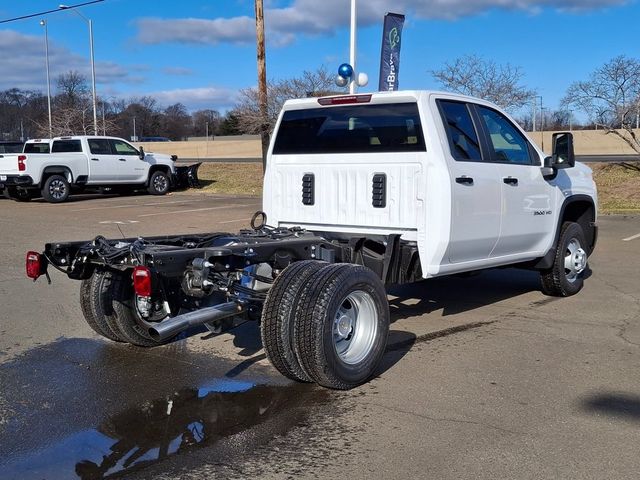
138, 146, 145, 160
550, 132, 575, 169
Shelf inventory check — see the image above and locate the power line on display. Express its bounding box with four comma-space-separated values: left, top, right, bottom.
0, 0, 105, 24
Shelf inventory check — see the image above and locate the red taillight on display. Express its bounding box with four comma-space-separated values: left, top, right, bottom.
26, 251, 42, 279
318, 94, 372, 106
18, 155, 26, 171
132, 266, 152, 297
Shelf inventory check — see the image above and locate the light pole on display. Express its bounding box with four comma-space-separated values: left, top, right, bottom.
349, 0, 357, 94
59, 4, 98, 135
40, 19, 53, 139
532, 95, 542, 132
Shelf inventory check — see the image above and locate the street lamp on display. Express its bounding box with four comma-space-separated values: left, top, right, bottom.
59, 4, 98, 135
40, 19, 53, 139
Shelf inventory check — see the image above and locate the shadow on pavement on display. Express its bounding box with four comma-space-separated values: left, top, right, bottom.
580, 392, 640, 423
387, 268, 542, 322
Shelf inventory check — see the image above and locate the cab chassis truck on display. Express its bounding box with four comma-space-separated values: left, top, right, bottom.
26, 91, 598, 390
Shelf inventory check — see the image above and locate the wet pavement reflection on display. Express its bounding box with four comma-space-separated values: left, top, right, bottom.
0, 338, 330, 479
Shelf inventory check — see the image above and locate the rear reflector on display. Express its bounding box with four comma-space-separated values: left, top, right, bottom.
132, 266, 152, 297
26, 251, 42, 279
18, 155, 26, 171
318, 95, 372, 106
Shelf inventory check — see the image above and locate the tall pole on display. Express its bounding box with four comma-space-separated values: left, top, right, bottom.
349, 0, 357, 94
88, 19, 98, 135
41, 19, 53, 139
255, 0, 268, 171
133, 116, 136, 141
59, 5, 98, 135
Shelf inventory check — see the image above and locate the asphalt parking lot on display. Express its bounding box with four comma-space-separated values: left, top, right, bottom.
1, 193, 639, 479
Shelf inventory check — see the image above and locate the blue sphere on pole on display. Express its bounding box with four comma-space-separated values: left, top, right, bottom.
338, 63, 354, 79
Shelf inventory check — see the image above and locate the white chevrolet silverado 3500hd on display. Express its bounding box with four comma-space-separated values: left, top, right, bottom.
27, 91, 597, 389
0, 136, 177, 202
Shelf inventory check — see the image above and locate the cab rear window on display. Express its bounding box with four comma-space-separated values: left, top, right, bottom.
51, 140, 82, 153
23, 143, 50, 154
273, 103, 426, 154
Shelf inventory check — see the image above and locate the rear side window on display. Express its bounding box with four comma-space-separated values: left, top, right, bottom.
51, 140, 82, 153
23, 143, 50, 154
437, 100, 482, 161
89, 139, 112, 155
111, 140, 139, 155
273, 102, 426, 154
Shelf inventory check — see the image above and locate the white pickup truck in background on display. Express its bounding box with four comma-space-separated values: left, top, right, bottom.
0, 136, 177, 202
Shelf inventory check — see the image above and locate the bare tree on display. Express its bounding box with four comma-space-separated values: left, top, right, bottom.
430, 55, 536, 111
563, 55, 640, 152
192, 109, 221, 137
233, 66, 345, 135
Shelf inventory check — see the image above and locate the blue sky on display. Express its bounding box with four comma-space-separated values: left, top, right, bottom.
0, 0, 637, 115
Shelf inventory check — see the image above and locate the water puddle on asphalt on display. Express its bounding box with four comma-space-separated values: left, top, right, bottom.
0, 338, 330, 480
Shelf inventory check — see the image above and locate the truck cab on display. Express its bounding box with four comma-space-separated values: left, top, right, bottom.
263, 90, 597, 279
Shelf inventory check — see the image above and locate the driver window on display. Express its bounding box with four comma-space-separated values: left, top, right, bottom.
111, 140, 139, 155
478, 107, 532, 165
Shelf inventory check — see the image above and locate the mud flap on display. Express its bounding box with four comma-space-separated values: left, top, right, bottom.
174, 163, 202, 189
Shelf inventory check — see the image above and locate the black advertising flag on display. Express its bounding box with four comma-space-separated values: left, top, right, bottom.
378, 13, 405, 91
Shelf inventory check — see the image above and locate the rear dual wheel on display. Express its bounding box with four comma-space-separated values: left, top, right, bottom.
261, 262, 390, 390
79, 270, 172, 347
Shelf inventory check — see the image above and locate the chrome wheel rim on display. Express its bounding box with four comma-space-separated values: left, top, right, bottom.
49, 179, 67, 200
153, 174, 168, 192
564, 238, 587, 283
333, 290, 378, 365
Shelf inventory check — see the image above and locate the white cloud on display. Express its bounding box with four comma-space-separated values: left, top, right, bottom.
135, 0, 629, 46
142, 86, 239, 111
0, 30, 143, 92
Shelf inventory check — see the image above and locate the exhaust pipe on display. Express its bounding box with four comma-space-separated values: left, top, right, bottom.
149, 302, 244, 341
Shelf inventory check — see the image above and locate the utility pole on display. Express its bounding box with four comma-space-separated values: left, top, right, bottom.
255, 0, 268, 171
349, 0, 356, 94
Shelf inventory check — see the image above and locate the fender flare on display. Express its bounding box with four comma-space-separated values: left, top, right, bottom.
534, 194, 597, 270
41, 166, 74, 186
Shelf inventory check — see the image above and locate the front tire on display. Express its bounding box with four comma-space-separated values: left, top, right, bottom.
148, 171, 170, 195
293, 264, 390, 390
541, 222, 589, 297
42, 174, 70, 203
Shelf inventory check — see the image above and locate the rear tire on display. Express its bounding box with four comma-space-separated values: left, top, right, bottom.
109, 271, 172, 347
540, 221, 588, 297
148, 171, 170, 195
293, 264, 390, 390
79, 271, 124, 342
42, 174, 70, 203
261, 260, 325, 382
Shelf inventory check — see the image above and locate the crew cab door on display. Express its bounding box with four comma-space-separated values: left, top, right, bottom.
110, 139, 147, 182
86, 138, 122, 183
474, 106, 555, 258
437, 100, 501, 264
